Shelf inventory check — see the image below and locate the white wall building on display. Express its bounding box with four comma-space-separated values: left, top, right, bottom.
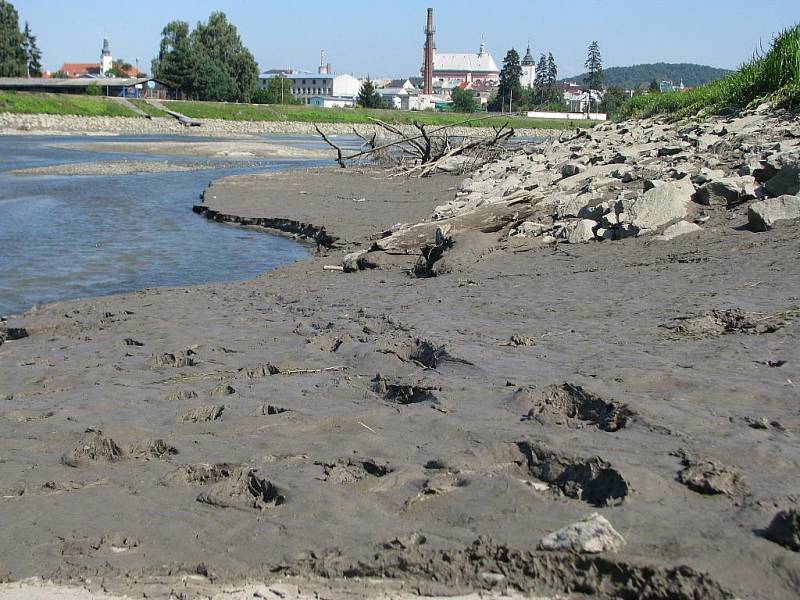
309, 95, 356, 108
521, 44, 536, 89
100, 37, 113, 75
259, 72, 362, 104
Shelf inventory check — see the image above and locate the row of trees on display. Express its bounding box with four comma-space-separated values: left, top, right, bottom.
151, 12, 259, 102
0, 1, 42, 77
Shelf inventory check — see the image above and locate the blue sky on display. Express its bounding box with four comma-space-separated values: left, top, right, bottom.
13, 0, 800, 78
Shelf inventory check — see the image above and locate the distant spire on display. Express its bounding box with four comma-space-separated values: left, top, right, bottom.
102, 36, 111, 56
479, 37, 485, 55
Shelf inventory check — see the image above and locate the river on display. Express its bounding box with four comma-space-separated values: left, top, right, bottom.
0, 134, 336, 316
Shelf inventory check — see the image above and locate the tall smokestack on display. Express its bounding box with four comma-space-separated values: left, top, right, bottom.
423, 8, 435, 95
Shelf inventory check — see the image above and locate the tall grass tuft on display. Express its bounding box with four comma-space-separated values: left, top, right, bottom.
620, 23, 800, 119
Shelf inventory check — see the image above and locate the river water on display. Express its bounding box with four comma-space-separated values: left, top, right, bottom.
0, 134, 334, 317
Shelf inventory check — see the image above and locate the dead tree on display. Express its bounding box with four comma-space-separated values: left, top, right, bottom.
313, 114, 514, 176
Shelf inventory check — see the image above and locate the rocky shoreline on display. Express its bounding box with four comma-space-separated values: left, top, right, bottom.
1, 107, 799, 599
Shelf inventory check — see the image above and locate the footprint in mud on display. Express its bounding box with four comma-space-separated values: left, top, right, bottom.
254, 404, 292, 416
178, 404, 225, 423
196, 467, 285, 511
149, 349, 197, 368
315, 458, 393, 484
372, 374, 440, 404
60, 429, 123, 466
379, 338, 471, 369
239, 363, 281, 379
673, 449, 743, 496
404, 472, 469, 511
161, 462, 239, 486
516, 383, 634, 432
210, 383, 236, 397
127, 438, 179, 461
516, 442, 630, 507
60, 430, 177, 467
165, 389, 198, 401
664, 307, 792, 338
60, 533, 139, 557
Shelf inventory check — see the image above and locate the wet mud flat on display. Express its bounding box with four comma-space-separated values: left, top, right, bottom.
1, 158, 799, 599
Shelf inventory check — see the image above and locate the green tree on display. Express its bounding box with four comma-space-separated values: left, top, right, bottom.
451, 87, 478, 112
491, 48, 522, 111
85, 82, 103, 96
546, 53, 558, 87
0, 1, 26, 77
190, 11, 258, 102
152, 21, 195, 97
21, 21, 41, 77
357, 78, 382, 108
190, 53, 235, 102
648, 79, 660, 94
600, 85, 627, 116
253, 75, 299, 104
107, 58, 133, 78
52, 69, 68, 79
584, 41, 603, 112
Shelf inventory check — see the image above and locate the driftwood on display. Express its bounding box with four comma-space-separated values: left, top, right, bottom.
314, 115, 514, 175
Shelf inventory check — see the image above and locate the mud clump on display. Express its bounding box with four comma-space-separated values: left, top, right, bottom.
279, 536, 733, 600
166, 389, 198, 401
150, 350, 196, 368
197, 468, 285, 510
765, 509, 800, 551
372, 374, 440, 404
0, 326, 28, 346
60, 429, 123, 466
128, 438, 179, 460
315, 458, 393, 484
179, 404, 225, 423
674, 450, 742, 496
256, 404, 291, 416
666, 308, 780, 338
240, 363, 281, 379
516, 442, 630, 506
518, 383, 634, 431
162, 462, 238, 486
210, 383, 236, 397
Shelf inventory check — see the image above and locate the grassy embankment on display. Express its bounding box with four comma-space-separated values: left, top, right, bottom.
165, 101, 590, 130
0, 90, 588, 130
0, 90, 137, 117
620, 24, 800, 119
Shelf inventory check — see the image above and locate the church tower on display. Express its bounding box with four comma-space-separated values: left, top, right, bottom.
101, 37, 113, 75
521, 43, 536, 89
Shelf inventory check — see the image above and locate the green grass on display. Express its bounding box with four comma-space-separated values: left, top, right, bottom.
165, 100, 591, 130
0, 91, 139, 117
127, 98, 171, 118
620, 23, 800, 119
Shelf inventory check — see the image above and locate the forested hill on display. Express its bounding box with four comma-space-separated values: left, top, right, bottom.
562, 63, 731, 89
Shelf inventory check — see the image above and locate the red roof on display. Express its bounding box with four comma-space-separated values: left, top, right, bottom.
58, 63, 142, 78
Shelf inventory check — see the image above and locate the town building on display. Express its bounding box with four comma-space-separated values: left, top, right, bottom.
430, 40, 500, 84
309, 95, 356, 108
521, 44, 536, 89
57, 37, 141, 78
259, 56, 361, 105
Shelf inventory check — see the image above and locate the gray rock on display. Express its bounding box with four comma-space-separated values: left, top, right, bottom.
656, 220, 702, 241
748, 195, 800, 231
694, 177, 756, 206
510, 221, 549, 238
560, 162, 583, 178
765, 509, 800, 551
567, 219, 597, 243
627, 181, 691, 231
538, 513, 626, 553
342, 249, 368, 272
765, 163, 800, 196
658, 145, 684, 157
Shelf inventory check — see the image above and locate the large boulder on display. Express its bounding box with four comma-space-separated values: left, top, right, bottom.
765, 164, 800, 197
567, 219, 597, 243
538, 513, 626, 553
626, 181, 692, 231
748, 195, 800, 231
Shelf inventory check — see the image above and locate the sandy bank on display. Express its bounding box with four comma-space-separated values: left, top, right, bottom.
9, 159, 273, 177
